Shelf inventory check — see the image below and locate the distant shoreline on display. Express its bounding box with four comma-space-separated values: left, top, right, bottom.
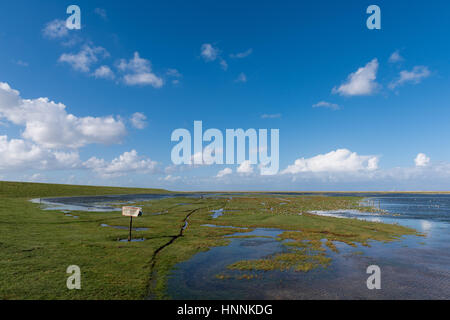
2, 180, 450, 195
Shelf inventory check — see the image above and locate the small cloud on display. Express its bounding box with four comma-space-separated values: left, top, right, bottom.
166, 68, 182, 78
237, 160, 254, 174
28, 173, 45, 182
230, 49, 253, 59
14, 60, 29, 67
216, 167, 232, 178
332, 59, 379, 96
261, 113, 281, 119
123, 73, 164, 87
93, 65, 115, 79
161, 175, 181, 182
201, 43, 219, 61
389, 50, 404, 63
84, 150, 157, 178
415, 153, 430, 167
42, 19, 68, 39
94, 8, 107, 21
130, 112, 147, 129
312, 101, 340, 110
59, 45, 109, 73
189, 147, 223, 166
389, 66, 430, 89
118, 52, 163, 88
200, 43, 228, 70
220, 59, 228, 71
167, 68, 182, 84
235, 72, 247, 83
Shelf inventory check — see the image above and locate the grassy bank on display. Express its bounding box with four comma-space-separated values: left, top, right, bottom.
0, 181, 170, 198
0, 182, 420, 299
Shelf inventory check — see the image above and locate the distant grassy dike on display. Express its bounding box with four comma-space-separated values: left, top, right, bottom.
0, 181, 420, 300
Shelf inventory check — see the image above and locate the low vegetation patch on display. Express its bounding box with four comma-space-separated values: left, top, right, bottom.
0, 182, 420, 299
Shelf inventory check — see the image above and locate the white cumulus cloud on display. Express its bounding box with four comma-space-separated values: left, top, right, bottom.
389, 50, 404, 63
201, 44, 219, 61
415, 153, 430, 167
237, 160, 254, 174
93, 65, 115, 79
216, 167, 232, 178
59, 45, 109, 73
332, 59, 379, 96
84, 150, 158, 178
118, 52, 163, 88
42, 19, 69, 39
200, 44, 227, 70
0, 82, 126, 149
130, 112, 147, 129
0, 135, 80, 171
389, 66, 430, 89
282, 149, 379, 174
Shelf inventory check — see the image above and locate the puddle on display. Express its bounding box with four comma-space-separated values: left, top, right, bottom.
118, 238, 146, 242
30, 193, 197, 213
101, 224, 149, 231
31, 198, 121, 213
308, 209, 381, 220
64, 214, 79, 218
202, 224, 249, 230
167, 227, 288, 299
210, 208, 224, 219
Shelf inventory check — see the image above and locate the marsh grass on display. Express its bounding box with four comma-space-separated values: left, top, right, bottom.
0, 182, 420, 299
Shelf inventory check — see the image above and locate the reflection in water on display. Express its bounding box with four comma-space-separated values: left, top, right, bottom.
64, 214, 79, 219
31, 198, 122, 212
211, 208, 224, 219
421, 220, 432, 233
167, 195, 450, 299
100, 224, 149, 231
202, 224, 249, 230
118, 238, 146, 242
31, 192, 450, 299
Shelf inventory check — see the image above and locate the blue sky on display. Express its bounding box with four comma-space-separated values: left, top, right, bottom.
0, 0, 450, 191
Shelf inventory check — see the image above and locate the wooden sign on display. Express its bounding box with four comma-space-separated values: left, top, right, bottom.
122, 206, 142, 217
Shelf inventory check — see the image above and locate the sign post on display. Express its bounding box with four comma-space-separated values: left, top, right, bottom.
122, 206, 143, 242
128, 216, 133, 242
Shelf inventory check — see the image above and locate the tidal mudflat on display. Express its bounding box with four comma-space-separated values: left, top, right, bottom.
1, 181, 448, 299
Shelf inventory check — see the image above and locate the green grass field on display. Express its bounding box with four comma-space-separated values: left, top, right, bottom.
0, 181, 420, 300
